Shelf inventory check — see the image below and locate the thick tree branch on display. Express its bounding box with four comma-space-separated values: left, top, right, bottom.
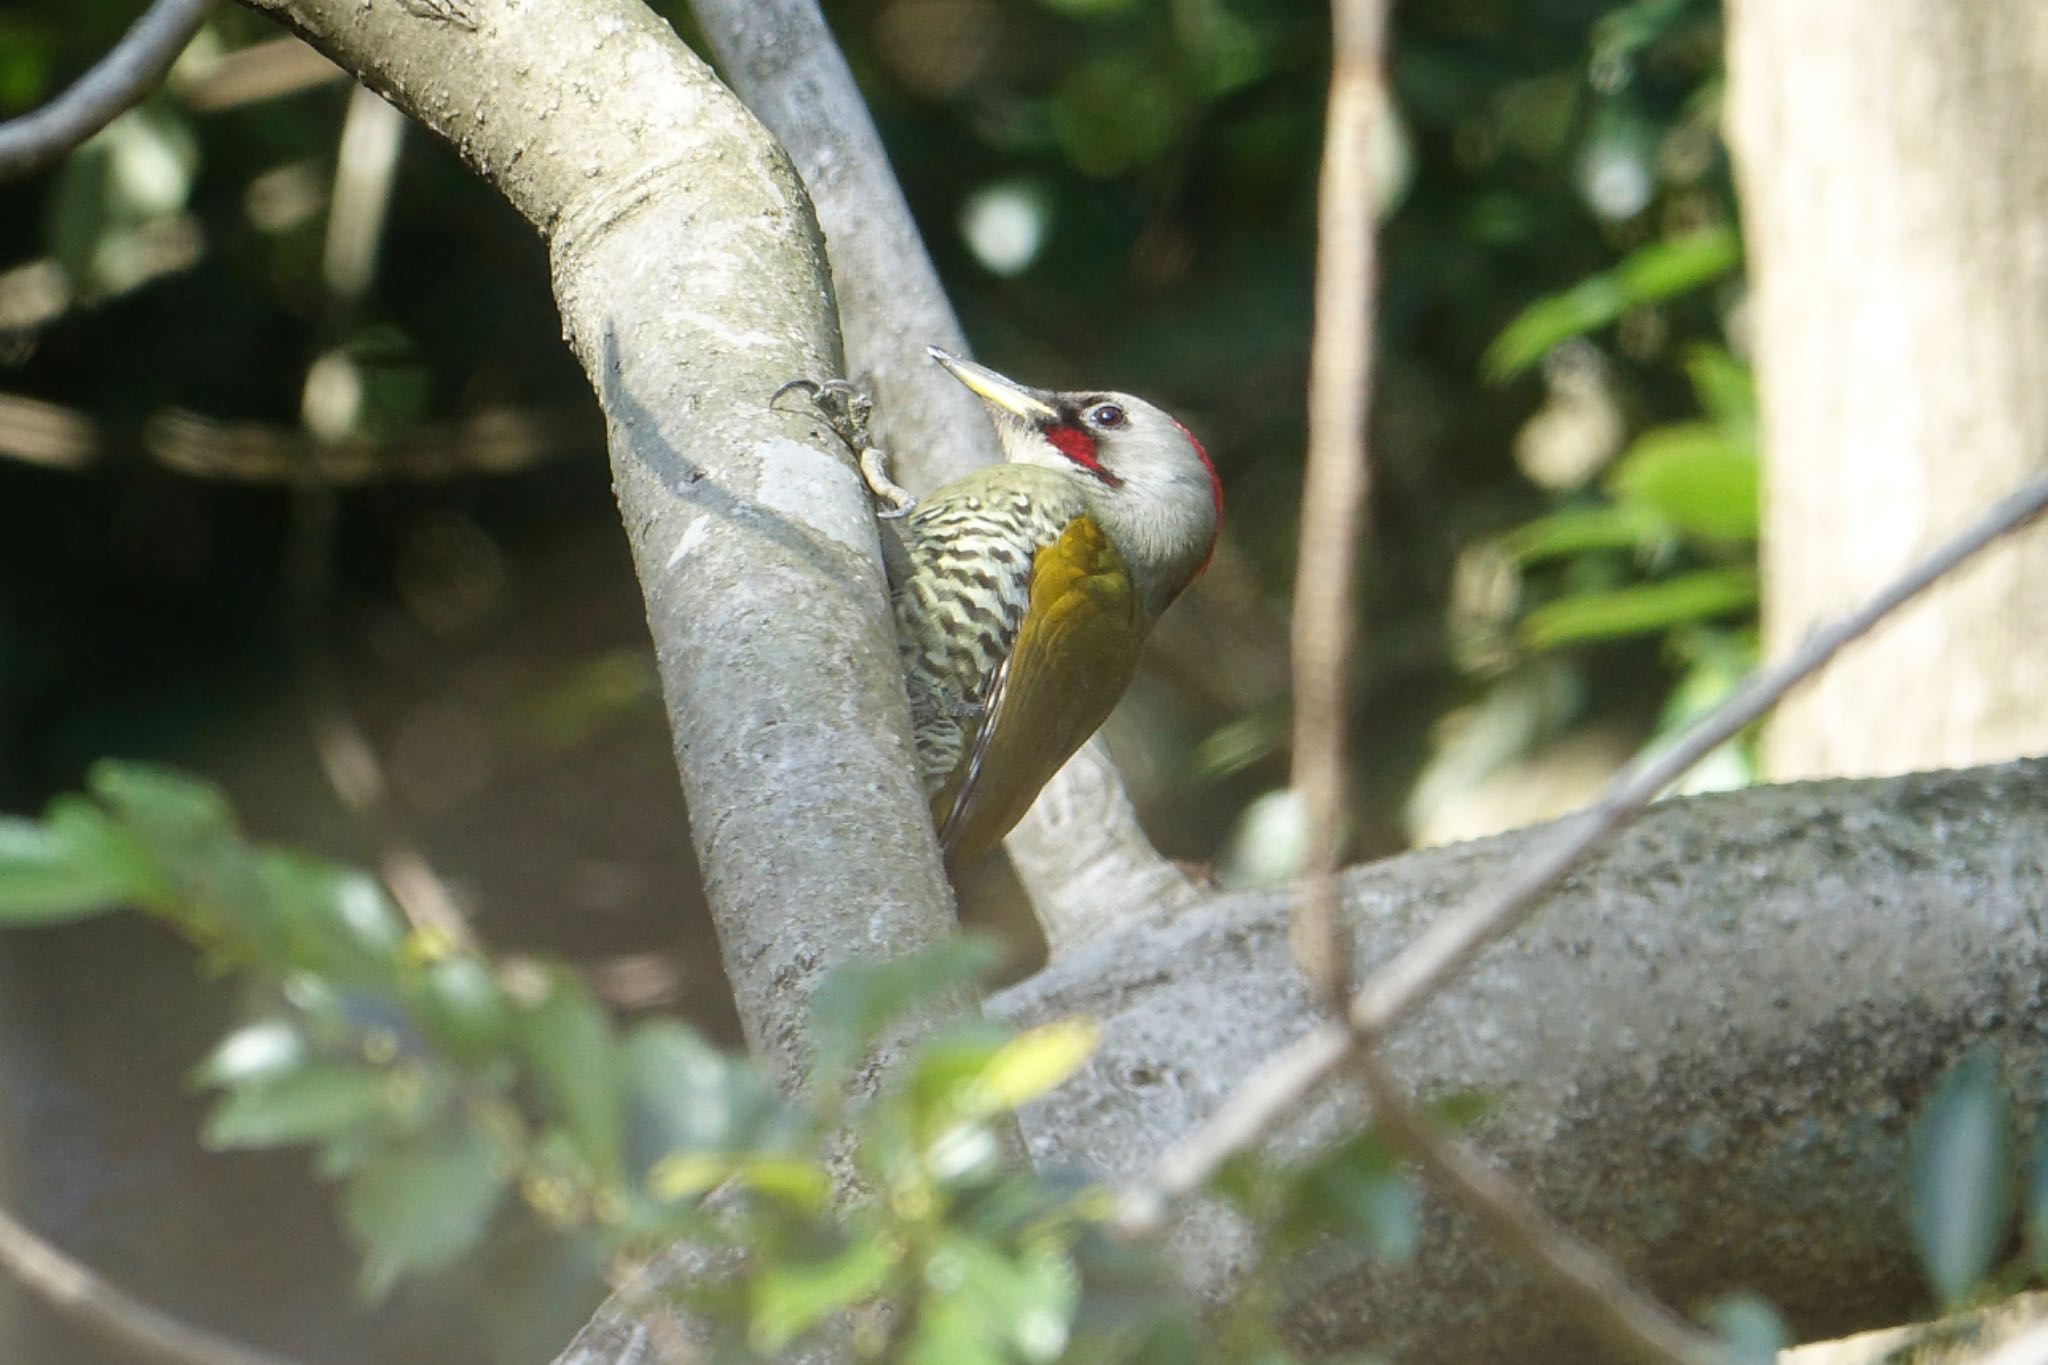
236, 0, 958, 1091
995, 757, 2048, 1360
685, 0, 1187, 944
0, 0, 220, 182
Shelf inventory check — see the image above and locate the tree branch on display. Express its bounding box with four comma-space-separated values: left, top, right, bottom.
1351, 1051, 1728, 1365
685, 0, 1187, 946
0, 0, 220, 182
998, 756, 2048, 1359
236, 0, 958, 1092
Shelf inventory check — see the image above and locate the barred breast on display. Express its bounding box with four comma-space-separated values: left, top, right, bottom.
888, 464, 1091, 799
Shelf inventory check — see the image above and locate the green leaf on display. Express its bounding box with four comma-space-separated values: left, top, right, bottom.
342, 1119, 512, 1297
0, 805, 140, 923
1280, 1132, 1417, 1262
750, 1236, 900, 1352
621, 1021, 785, 1170
255, 854, 406, 971
1608, 423, 1758, 541
517, 971, 625, 1184
1484, 227, 1740, 380
1909, 1049, 2016, 1305
1680, 344, 1757, 436
203, 1065, 395, 1150
1497, 504, 1671, 564
907, 1235, 1076, 1365
415, 956, 515, 1063
90, 761, 233, 834
1519, 568, 1757, 649
966, 1019, 1101, 1116
809, 937, 1003, 1081
649, 1152, 830, 1211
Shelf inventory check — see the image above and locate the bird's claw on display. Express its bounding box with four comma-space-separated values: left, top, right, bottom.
773, 373, 915, 519
862, 446, 917, 519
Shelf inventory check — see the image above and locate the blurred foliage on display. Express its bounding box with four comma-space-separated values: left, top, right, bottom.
0, 764, 1454, 1360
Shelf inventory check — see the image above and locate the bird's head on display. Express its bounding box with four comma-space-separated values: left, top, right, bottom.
929, 346, 1224, 599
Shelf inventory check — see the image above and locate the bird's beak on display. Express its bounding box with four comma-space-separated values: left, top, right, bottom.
927, 347, 1058, 425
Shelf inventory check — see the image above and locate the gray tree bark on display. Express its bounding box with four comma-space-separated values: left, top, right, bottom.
1728, 1, 2048, 781
684, 0, 1197, 945
236, 0, 958, 1090
558, 759, 2048, 1363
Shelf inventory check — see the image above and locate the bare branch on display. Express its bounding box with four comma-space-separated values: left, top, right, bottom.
1135, 466, 2048, 1212
0, 0, 220, 182
1289, 0, 1389, 1009
1351, 1050, 1728, 1365
0, 1198, 306, 1365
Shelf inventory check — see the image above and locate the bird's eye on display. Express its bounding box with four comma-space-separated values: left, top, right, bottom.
1090, 403, 1127, 429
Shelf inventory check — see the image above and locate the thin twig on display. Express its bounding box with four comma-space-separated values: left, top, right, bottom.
1131, 468, 2048, 1213
0, 1198, 307, 1365
0, 0, 220, 182
1352, 1051, 1727, 1365
1289, 0, 1389, 1011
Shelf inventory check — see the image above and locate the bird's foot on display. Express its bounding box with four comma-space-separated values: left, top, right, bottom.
771, 376, 917, 519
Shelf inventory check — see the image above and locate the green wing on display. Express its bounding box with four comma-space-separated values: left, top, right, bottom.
936, 514, 1142, 865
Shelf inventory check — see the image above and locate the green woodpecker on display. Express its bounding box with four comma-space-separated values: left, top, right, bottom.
887, 348, 1223, 867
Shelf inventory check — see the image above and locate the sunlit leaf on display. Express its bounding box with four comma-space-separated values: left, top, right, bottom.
1608, 423, 1757, 541
649, 1152, 830, 1211
909, 1235, 1075, 1365
969, 1019, 1101, 1115
203, 1065, 395, 1150
1519, 568, 1757, 649
195, 1020, 308, 1087
343, 1119, 512, 1297
751, 1236, 899, 1352
1484, 227, 1740, 379
1909, 1049, 2016, 1305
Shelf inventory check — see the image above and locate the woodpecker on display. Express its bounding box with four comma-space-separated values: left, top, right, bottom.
883, 348, 1224, 867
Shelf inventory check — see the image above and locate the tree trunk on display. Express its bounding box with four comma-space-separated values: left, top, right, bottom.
1727, 1, 2048, 780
